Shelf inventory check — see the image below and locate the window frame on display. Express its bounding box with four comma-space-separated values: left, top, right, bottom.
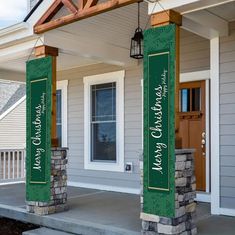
83, 71, 125, 172
57, 80, 68, 148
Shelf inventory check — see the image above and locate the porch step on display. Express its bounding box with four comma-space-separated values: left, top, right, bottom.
23, 227, 75, 235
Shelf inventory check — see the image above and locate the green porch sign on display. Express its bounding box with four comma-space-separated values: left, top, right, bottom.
144, 24, 176, 217
26, 56, 52, 202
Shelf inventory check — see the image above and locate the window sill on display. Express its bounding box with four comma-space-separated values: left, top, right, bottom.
84, 161, 124, 172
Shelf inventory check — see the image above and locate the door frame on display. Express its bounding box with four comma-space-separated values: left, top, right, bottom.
180, 70, 211, 200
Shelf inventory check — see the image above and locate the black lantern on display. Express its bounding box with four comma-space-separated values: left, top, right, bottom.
130, 2, 143, 59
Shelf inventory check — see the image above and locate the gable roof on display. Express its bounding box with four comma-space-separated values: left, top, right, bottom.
0, 81, 26, 116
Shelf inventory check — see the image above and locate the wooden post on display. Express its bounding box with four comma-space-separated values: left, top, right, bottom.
151, 10, 182, 148
35, 45, 59, 147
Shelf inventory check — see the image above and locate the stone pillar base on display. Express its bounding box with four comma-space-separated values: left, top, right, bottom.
26, 147, 68, 216
140, 149, 197, 235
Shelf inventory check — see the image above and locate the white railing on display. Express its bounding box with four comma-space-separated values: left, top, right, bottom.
0, 149, 25, 182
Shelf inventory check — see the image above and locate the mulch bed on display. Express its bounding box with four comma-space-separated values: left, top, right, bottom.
0, 218, 39, 235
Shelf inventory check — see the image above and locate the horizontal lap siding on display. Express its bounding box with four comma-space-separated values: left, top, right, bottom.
0, 100, 26, 149
220, 21, 235, 209
57, 30, 210, 191
180, 29, 210, 73
58, 64, 142, 190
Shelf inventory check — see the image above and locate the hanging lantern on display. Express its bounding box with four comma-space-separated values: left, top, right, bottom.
130, 2, 144, 59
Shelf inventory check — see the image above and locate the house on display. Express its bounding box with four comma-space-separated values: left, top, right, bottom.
0, 80, 26, 149
0, 0, 235, 223
0, 80, 26, 181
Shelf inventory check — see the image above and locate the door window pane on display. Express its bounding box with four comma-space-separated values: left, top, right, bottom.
56, 90, 62, 147
180, 89, 190, 112
91, 83, 116, 162
192, 88, 201, 111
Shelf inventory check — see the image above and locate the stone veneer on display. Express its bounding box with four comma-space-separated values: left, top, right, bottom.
140, 149, 197, 235
26, 147, 68, 215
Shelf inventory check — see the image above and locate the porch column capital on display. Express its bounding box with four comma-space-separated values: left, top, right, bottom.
34, 45, 59, 57
151, 10, 182, 27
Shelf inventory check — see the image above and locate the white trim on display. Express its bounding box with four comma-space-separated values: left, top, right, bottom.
205, 79, 210, 193
0, 22, 28, 37
57, 80, 68, 148
0, 96, 26, 121
195, 192, 211, 203
210, 37, 220, 215
148, 0, 235, 15
220, 208, 235, 217
83, 70, 125, 172
180, 70, 211, 194
148, 0, 199, 15
180, 70, 210, 83
68, 181, 140, 195
184, 10, 228, 38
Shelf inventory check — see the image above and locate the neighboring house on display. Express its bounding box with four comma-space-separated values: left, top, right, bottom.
0, 0, 235, 218
0, 81, 26, 149
0, 80, 26, 181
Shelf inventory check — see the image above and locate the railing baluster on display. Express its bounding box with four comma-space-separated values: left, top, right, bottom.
23, 150, 26, 178
3, 152, 6, 180
21, 150, 25, 178
16, 151, 19, 179
0, 152, 2, 180
0, 149, 25, 182
12, 151, 15, 179
8, 151, 11, 179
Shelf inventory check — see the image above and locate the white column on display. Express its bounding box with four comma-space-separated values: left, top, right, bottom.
210, 36, 220, 215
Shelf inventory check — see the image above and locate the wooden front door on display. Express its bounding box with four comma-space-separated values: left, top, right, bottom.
179, 81, 206, 191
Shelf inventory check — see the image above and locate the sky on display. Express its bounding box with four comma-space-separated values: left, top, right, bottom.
0, 0, 27, 29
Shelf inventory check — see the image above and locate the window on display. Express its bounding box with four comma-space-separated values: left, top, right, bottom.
180, 87, 201, 113
56, 80, 68, 147
84, 71, 125, 172
56, 90, 62, 147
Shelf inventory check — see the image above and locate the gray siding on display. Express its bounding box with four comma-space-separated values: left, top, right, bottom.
56, 29, 210, 191
0, 99, 26, 149
220, 21, 235, 209
58, 64, 142, 190
180, 29, 210, 73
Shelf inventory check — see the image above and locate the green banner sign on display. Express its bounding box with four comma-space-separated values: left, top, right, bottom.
26, 56, 52, 202
144, 24, 176, 217
148, 51, 170, 191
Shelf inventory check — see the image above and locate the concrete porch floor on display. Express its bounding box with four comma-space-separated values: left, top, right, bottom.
0, 183, 234, 235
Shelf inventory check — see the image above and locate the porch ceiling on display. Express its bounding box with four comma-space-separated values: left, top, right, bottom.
0, 2, 148, 74
206, 1, 235, 22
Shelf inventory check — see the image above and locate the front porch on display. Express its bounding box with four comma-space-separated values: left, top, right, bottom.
0, 183, 235, 235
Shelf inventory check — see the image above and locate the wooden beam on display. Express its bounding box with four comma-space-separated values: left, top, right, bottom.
83, 0, 99, 10
62, 0, 78, 14
151, 10, 182, 27
35, 45, 59, 147
78, 0, 88, 10
34, 0, 141, 34
151, 10, 182, 148
36, 0, 63, 25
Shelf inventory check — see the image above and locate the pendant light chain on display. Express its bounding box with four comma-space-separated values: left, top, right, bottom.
138, 2, 140, 29
130, 2, 144, 59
